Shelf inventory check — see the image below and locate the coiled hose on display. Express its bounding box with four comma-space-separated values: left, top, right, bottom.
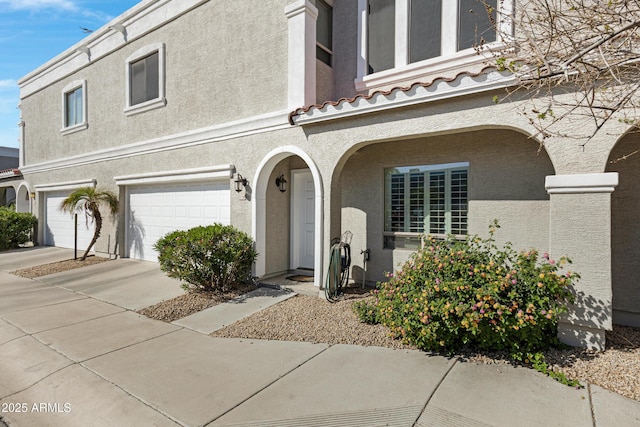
325, 240, 350, 301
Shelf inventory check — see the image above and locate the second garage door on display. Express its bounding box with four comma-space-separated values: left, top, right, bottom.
126, 182, 231, 261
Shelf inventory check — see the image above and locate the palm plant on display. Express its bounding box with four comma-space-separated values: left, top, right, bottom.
60, 186, 119, 261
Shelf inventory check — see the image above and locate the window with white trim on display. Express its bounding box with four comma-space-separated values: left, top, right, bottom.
384, 162, 468, 249
358, 0, 509, 90
61, 80, 87, 135
125, 43, 166, 116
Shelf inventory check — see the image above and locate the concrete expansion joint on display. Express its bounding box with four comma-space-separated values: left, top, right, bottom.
80, 362, 185, 427
412, 358, 458, 426
0, 362, 71, 402
587, 383, 597, 427
203, 345, 331, 427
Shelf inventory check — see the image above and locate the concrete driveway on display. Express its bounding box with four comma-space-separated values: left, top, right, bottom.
0, 247, 639, 427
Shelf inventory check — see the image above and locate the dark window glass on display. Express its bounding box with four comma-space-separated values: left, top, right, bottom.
458, 0, 497, 51
65, 86, 83, 127
316, 0, 333, 66
130, 51, 159, 106
368, 0, 395, 74
410, 0, 442, 63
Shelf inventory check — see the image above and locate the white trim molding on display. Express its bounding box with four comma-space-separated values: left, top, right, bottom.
545, 173, 619, 194
35, 179, 96, 192
285, 0, 317, 109
115, 165, 234, 186
20, 110, 291, 174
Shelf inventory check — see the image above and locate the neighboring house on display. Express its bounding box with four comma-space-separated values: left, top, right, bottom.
0, 147, 20, 207
14, 0, 639, 349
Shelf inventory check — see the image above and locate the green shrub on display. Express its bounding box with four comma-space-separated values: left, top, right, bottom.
355, 222, 577, 354
154, 224, 258, 292
0, 207, 37, 250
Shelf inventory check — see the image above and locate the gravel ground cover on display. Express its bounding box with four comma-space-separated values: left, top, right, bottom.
137, 283, 256, 322
10, 256, 110, 279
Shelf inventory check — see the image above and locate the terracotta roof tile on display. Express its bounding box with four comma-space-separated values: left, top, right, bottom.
289, 66, 502, 125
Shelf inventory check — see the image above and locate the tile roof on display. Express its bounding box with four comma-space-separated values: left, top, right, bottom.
289, 66, 513, 125
0, 169, 21, 180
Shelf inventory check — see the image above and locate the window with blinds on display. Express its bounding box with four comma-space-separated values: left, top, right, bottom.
384, 162, 468, 248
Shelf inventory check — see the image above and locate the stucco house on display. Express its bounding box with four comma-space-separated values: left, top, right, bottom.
14, 0, 639, 350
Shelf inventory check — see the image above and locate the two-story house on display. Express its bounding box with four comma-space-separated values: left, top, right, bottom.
14, 0, 639, 350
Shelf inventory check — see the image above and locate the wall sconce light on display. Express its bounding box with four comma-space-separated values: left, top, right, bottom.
275, 174, 287, 193
234, 174, 248, 193
29, 192, 36, 199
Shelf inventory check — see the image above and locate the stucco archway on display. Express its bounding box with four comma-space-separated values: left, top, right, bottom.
253, 146, 324, 287
16, 182, 31, 213
605, 130, 640, 326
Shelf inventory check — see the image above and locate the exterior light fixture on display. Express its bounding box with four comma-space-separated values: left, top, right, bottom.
275, 174, 287, 193
234, 174, 248, 193
30, 192, 36, 199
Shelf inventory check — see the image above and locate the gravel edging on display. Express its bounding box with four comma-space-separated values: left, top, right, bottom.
137, 283, 256, 322
10, 256, 110, 278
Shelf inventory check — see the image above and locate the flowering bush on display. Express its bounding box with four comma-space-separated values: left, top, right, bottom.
354, 222, 577, 353
154, 224, 257, 292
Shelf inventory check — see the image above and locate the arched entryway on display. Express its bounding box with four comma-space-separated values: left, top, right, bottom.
331, 127, 555, 285
605, 130, 640, 327
253, 146, 323, 286
16, 182, 31, 213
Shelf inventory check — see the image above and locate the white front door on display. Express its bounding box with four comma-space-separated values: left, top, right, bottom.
292, 170, 315, 270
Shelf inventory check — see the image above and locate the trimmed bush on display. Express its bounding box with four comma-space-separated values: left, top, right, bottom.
154, 224, 258, 292
0, 207, 37, 250
354, 222, 577, 354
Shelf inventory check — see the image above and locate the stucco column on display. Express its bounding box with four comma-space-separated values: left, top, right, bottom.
546, 173, 619, 350
285, 0, 317, 109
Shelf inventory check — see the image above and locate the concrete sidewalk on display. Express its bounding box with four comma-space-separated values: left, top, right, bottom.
0, 247, 638, 427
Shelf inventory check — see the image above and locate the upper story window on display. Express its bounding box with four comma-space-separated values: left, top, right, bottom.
316, 0, 333, 66
61, 79, 87, 135
125, 43, 166, 116
358, 0, 508, 91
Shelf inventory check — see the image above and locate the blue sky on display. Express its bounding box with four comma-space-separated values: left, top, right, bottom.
0, 0, 140, 149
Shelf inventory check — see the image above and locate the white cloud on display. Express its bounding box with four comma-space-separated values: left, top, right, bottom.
0, 80, 17, 89
0, 0, 78, 12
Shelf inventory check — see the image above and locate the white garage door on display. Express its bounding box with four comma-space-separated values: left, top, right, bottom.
44, 191, 95, 251
126, 182, 231, 261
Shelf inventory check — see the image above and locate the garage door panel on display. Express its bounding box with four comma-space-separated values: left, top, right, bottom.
44, 191, 95, 251
126, 182, 230, 262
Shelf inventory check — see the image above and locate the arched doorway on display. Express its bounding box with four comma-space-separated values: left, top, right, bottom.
253, 146, 323, 286
606, 131, 640, 326
16, 183, 31, 213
